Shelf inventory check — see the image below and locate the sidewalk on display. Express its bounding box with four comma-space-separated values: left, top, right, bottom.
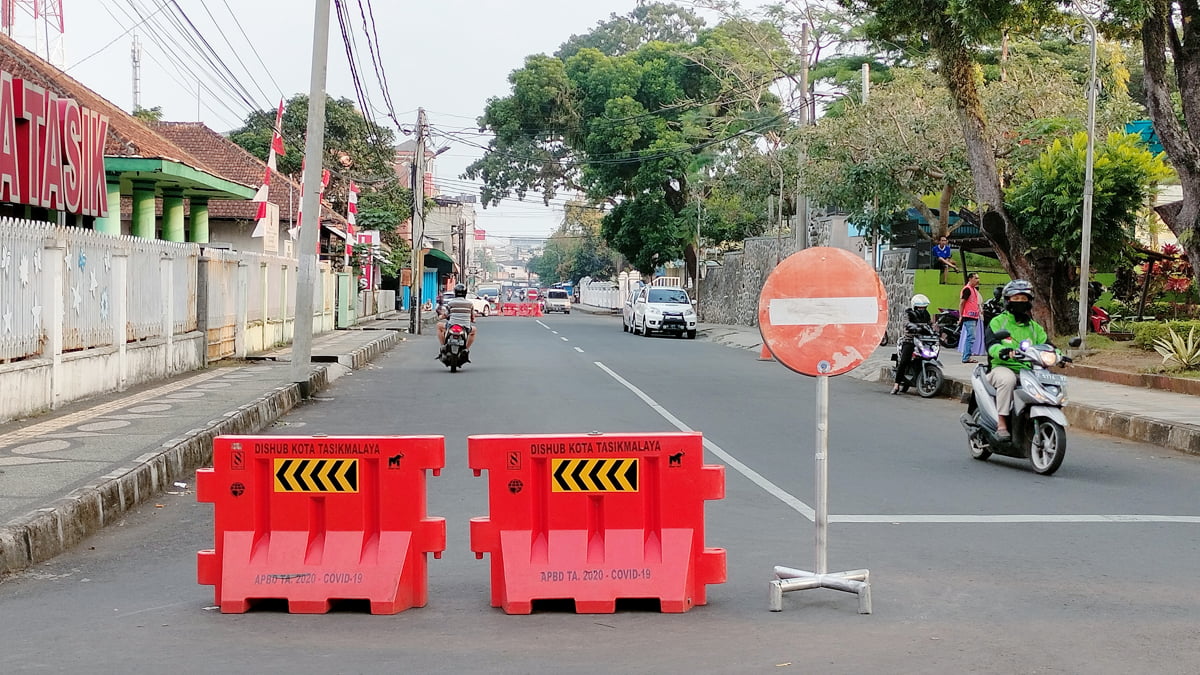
0, 315, 409, 577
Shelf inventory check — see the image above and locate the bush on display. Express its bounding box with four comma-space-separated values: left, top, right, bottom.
1132, 320, 1200, 350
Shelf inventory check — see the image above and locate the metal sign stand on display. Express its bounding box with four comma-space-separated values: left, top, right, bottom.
769, 375, 872, 613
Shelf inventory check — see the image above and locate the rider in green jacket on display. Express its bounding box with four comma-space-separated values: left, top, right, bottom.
984, 280, 1048, 440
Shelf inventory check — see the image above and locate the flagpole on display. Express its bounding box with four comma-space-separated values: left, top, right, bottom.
291, 0, 331, 388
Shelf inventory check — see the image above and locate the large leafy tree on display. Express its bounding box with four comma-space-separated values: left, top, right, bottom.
556, 2, 705, 59
838, 0, 1156, 334
466, 11, 793, 273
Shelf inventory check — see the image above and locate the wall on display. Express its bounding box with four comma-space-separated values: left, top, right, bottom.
0, 219, 341, 424
879, 249, 916, 345
698, 235, 798, 326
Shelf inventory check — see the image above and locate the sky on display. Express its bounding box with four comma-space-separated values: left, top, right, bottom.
15, 0, 765, 242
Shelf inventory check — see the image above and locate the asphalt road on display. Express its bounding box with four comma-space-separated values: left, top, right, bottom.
2, 313, 1198, 674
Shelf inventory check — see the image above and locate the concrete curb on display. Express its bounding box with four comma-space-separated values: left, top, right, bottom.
0, 333, 396, 577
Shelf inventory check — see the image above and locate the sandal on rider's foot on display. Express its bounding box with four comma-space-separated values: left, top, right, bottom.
996, 429, 1011, 441
890, 384, 901, 395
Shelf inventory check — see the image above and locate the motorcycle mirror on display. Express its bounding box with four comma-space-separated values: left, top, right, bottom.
1068, 337, 1083, 348
992, 287, 1003, 299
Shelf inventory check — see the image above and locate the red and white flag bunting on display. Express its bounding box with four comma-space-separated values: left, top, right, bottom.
292, 166, 332, 241
252, 100, 286, 238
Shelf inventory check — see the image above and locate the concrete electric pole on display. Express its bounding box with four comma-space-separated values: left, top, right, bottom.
290, 0, 331, 387
408, 108, 428, 335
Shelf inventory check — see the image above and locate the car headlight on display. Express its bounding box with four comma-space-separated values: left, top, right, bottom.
646, 307, 662, 316
684, 308, 695, 316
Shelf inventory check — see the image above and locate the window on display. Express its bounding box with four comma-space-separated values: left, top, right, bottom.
648, 289, 690, 304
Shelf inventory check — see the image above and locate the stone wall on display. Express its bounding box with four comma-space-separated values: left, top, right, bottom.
699, 235, 798, 326
880, 248, 916, 345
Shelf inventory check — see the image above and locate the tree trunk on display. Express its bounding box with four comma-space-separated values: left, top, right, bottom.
934, 38, 1061, 332
1143, 1, 1200, 296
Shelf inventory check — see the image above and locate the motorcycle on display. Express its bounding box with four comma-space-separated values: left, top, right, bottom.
959, 333, 1082, 475
1088, 282, 1110, 334
890, 323, 945, 398
439, 323, 471, 373
934, 308, 961, 348
982, 286, 1004, 324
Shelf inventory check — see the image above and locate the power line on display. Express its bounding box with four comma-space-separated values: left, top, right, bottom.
218, 0, 285, 97
66, 0, 171, 71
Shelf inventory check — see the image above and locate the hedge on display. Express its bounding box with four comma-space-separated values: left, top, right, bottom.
1131, 320, 1200, 350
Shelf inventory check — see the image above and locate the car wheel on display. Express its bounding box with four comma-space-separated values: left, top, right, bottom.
641, 319, 651, 337
623, 320, 628, 333
687, 329, 697, 340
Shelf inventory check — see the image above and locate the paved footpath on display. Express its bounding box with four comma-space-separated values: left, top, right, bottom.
0, 318, 406, 576
576, 303, 1200, 457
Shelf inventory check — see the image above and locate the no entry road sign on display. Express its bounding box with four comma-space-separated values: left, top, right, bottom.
757, 247, 888, 377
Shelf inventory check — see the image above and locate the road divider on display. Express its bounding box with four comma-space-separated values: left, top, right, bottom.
468, 432, 726, 614
197, 435, 446, 614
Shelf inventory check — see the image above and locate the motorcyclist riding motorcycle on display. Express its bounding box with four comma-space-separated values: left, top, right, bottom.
985, 280, 1048, 440
892, 294, 934, 395
437, 283, 476, 358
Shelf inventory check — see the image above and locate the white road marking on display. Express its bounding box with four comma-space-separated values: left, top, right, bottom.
595, 361, 815, 520
561, 337, 569, 342
769, 296, 879, 325
536, 320, 550, 329
552, 331, 558, 334
574, 347, 584, 353
593, 360, 1200, 526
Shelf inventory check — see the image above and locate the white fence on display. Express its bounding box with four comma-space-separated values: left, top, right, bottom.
0, 218, 340, 423
579, 277, 621, 309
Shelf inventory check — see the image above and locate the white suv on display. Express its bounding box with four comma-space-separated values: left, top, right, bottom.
632, 286, 697, 339
544, 289, 571, 313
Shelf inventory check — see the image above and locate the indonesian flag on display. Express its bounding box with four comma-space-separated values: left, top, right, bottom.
252, 100, 286, 238
345, 181, 359, 265
292, 165, 334, 241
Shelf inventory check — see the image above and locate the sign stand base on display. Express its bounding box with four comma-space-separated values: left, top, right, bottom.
768, 566, 871, 614
767, 375, 872, 614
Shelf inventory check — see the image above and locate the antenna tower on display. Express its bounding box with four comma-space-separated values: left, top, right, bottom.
131, 32, 141, 111
1, 0, 65, 69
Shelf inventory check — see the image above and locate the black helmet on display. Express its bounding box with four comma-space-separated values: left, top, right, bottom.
453, 283, 467, 297
1002, 280, 1034, 300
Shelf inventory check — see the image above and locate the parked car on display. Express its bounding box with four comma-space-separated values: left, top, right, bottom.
621, 288, 640, 332
544, 289, 571, 314
631, 286, 697, 338
439, 291, 491, 317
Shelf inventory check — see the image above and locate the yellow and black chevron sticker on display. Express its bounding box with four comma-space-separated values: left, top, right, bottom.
551, 458, 638, 493
273, 458, 358, 493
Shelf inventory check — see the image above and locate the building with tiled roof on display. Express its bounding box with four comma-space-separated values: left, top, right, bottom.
154, 122, 348, 257
0, 32, 254, 239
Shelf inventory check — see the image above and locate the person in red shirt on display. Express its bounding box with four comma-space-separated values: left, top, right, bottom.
958, 272, 983, 363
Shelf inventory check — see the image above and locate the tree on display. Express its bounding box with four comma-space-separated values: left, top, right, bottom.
228, 94, 396, 184
467, 16, 793, 274
1116, 1, 1200, 297
556, 2, 705, 59
1006, 131, 1172, 331
837, 0, 1150, 334
133, 106, 163, 123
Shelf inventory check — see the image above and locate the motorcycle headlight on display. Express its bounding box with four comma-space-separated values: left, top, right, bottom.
1040, 351, 1058, 367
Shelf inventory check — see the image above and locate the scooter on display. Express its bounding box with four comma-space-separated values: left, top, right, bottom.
1088, 282, 1110, 334
439, 323, 470, 373
982, 286, 1005, 324
934, 308, 961, 348
890, 323, 945, 398
959, 333, 1081, 475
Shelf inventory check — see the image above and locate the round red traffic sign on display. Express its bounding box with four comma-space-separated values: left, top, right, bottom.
757, 247, 888, 377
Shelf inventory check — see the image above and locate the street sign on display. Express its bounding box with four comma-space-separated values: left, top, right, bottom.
758, 247, 885, 614
757, 247, 888, 377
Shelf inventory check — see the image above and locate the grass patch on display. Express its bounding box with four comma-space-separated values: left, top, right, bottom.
1084, 334, 1117, 349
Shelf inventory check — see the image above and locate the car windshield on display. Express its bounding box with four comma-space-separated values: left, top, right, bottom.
648, 289, 690, 304
477, 289, 497, 297
547, 290, 568, 299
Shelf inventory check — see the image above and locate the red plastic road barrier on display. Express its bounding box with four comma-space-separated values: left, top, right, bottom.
469, 432, 726, 614
501, 303, 518, 316
197, 435, 446, 614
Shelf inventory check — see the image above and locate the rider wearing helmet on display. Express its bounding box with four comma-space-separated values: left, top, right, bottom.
438, 283, 477, 356
892, 294, 935, 394
985, 280, 1049, 439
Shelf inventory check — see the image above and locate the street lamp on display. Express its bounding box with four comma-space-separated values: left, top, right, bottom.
1074, 2, 1099, 343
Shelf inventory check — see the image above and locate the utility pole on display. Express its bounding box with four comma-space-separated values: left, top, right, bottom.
795, 23, 809, 250
131, 32, 141, 112
408, 108, 428, 335
457, 218, 467, 285
290, 0, 331, 386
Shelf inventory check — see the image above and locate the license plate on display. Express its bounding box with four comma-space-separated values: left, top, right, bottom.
1035, 371, 1066, 386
